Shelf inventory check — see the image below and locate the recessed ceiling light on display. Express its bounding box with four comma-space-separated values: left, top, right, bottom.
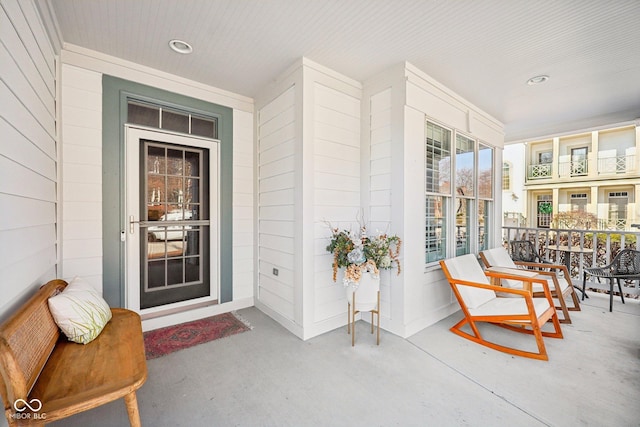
169, 39, 193, 54
527, 75, 549, 85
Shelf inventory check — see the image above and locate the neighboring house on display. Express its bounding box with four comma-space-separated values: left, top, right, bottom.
522, 124, 640, 230
502, 143, 526, 227
1, 1, 505, 341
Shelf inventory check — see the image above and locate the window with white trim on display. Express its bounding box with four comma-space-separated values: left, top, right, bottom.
570, 193, 587, 212
537, 194, 553, 228
478, 144, 493, 252
425, 119, 494, 263
502, 162, 511, 190
425, 122, 451, 263
455, 134, 474, 256
608, 191, 628, 223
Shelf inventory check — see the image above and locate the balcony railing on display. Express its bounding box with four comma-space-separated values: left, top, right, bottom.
597, 154, 636, 175
527, 163, 552, 179
596, 219, 627, 230
502, 226, 640, 298
558, 159, 588, 177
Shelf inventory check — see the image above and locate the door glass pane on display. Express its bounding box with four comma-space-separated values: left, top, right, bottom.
148, 261, 165, 289
185, 151, 200, 176
146, 145, 165, 222
185, 227, 201, 283
186, 177, 200, 204
191, 116, 215, 138
167, 177, 184, 204
140, 140, 210, 308
162, 110, 189, 133
167, 149, 184, 175
166, 259, 184, 286
128, 102, 160, 127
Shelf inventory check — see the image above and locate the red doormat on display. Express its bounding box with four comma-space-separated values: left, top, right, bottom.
144, 312, 251, 360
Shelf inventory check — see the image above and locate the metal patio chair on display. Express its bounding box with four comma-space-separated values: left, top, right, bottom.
510, 240, 549, 264
582, 249, 640, 312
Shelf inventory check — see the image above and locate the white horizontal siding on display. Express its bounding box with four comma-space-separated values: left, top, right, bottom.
369, 88, 393, 230
0, 6, 54, 103
0, 81, 55, 158
312, 82, 361, 323
60, 64, 103, 287
232, 109, 255, 300
0, 0, 57, 321
258, 86, 296, 321
367, 89, 393, 315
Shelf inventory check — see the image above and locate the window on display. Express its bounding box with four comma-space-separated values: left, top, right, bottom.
425, 122, 451, 263
425, 120, 494, 263
571, 147, 588, 175
478, 144, 493, 252
537, 195, 553, 228
570, 193, 587, 212
502, 162, 511, 190
538, 151, 553, 164
127, 100, 218, 139
608, 191, 628, 228
455, 134, 474, 256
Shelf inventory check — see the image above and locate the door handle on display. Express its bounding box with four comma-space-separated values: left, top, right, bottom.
129, 215, 140, 234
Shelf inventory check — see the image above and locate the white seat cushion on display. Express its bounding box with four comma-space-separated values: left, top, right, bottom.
443, 254, 495, 309
483, 248, 571, 294
482, 247, 518, 269
469, 296, 551, 319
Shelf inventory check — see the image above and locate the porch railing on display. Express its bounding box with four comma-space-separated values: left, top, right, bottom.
501, 226, 640, 298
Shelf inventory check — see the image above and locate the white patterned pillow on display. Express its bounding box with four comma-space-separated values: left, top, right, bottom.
48, 277, 113, 344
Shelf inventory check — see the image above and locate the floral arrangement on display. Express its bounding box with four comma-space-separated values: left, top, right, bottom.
326, 224, 402, 287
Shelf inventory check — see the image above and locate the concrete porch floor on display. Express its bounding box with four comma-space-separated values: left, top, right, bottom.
51, 292, 640, 427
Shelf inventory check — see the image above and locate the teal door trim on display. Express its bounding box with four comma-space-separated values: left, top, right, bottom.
102, 75, 233, 307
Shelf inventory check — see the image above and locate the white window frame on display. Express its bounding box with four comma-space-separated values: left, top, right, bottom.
425, 118, 495, 265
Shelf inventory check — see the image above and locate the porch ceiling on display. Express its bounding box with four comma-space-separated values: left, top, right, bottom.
46, 0, 640, 142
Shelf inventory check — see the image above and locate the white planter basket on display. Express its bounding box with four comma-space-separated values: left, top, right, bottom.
346, 272, 380, 346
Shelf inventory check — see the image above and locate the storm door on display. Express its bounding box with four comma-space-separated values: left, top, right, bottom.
126, 127, 219, 312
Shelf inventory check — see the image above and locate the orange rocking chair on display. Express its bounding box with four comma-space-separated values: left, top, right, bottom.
440, 254, 563, 361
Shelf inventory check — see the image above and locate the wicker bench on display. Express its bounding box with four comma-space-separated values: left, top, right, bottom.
0, 279, 147, 426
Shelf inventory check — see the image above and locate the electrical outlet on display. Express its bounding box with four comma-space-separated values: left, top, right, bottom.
272, 268, 279, 276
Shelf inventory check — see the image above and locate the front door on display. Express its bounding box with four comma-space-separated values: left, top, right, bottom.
126, 126, 219, 312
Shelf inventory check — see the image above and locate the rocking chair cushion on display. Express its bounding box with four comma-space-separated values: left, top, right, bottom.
444, 254, 496, 309
483, 247, 518, 269
470, 296, 551, 318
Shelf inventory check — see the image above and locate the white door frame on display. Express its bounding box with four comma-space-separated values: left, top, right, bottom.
125, 125, 220, 315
